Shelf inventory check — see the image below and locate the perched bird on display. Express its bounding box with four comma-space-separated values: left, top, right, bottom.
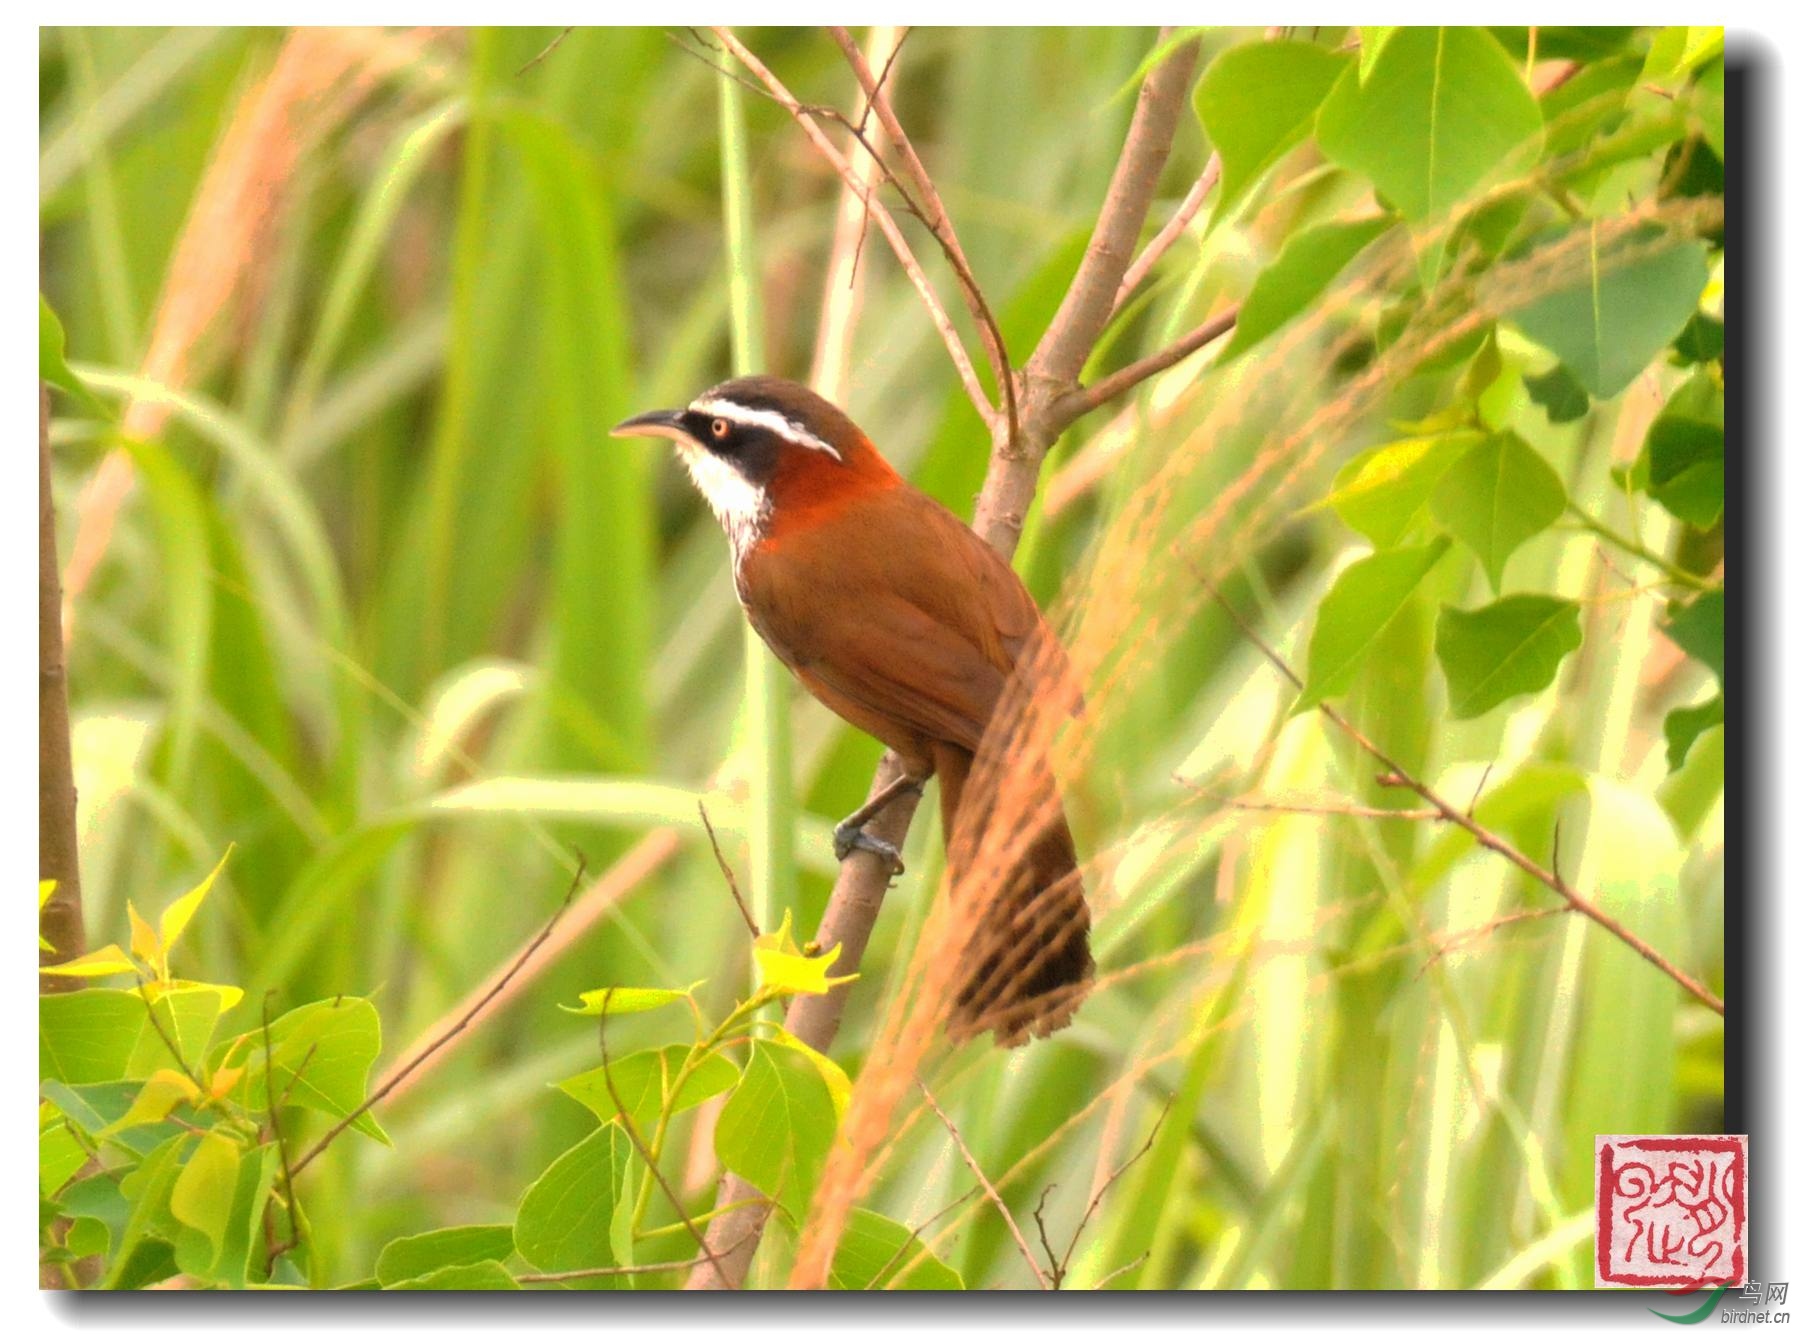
613, 375, 1091, 1044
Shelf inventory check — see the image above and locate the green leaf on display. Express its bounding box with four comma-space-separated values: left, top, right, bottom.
714, 1041, 837, 1221
1297, 539, 1450, 712
1522, 364, 1591, 424
1664, 694, 1724, 771
1358, 28, 1397, 81
1539, 54, 1641, 158
1642, 26, 1724, 83
376, 1224, 515, 1287
105, 1133, 188, 1288
829, 1209, 965, 1290
1510, 230, 1710, 398
1436, 595, 1583, 718
1222, 214, 1392, 362
561, 982, 702, 1017
388, 1260, 519, 1290
41, 986, 234, 1085
1325, 431, 1480, 548
188, 1142, 276, 1289
765, 1027, 854, 1121
169, 1130, 241, 1269
556, 1044, 739, 1133
1644, 405, 1725, 530
39, 295, 104, 416
1664, 589, 1724, 681
235, 997, 388, 1144
1672, 312, 1724, 366
98, 1069, 201, 1137
1193, 40, 1351, 222
1316, 28, 1542, 224
38, 943, 138, 980
753, 910, 857, 997
1430, 430, 1567, 590
514, 1123, 633, 1282
40, 1117, 88, 1197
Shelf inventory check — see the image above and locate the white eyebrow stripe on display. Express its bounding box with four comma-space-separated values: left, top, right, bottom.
689, 397, 842, 461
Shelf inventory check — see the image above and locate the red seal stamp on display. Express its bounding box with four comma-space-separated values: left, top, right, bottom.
1595, 1134, 1748, 1288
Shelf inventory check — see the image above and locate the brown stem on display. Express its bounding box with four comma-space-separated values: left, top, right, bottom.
40, 382, 86, 987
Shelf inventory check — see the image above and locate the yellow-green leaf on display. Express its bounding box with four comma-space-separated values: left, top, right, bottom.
159, 847, 233, 962
560, 980, 703, 1017
38, 943, 137, 979
170, 1130, 241, 1258
100, 1069, 202, 1136
1317, 27, 1542, 225
1326, 431, 1480, 548
128, 903, 161, 976
1296, 538, 1450, 712
752, 910, 857, 997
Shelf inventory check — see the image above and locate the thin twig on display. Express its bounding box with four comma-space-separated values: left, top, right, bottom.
1092, 1251, 1151, 1289
515, 27, 572, 77
828, 25, 1019, 449
1060, 1100, 1170, 1279
1567, 501, 1719, 592
1417, 906, 1569, 977
595, 993, 732, 1286
698, 802, 759, 938
517, 1234, 756, 1284
869, 1185, 980, 1288
290, 858, 587, 1176
133, 975, 204, 1091
1113, 154, 1221, 312
711, 26, 996, 425
261, 993, 301, 1273
371, 830, 680, 1104
1226, 795, 1443, 822
1205, 581, 1724, 1015
918, 1080, 1051, 1289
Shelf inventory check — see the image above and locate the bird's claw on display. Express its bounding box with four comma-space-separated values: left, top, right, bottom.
833, 823, 905, 875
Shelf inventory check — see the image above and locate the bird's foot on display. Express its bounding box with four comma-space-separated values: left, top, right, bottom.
833, 823, 905, 875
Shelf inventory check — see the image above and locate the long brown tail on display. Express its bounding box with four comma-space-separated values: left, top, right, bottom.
934, 741, 1093, 1046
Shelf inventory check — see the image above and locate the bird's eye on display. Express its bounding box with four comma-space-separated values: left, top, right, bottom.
710, 418, 730, 440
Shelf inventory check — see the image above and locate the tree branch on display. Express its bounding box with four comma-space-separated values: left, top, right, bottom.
40, 381, 87, 987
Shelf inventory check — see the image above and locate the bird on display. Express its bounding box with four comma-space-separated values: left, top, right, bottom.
612, 375, 1091, 1045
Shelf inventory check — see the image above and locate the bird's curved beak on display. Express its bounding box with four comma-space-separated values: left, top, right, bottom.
610, 408, 687, 443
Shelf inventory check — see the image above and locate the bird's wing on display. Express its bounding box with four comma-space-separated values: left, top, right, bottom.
743, 484, 1076, 753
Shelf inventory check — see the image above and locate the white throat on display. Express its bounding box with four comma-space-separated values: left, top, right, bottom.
677, 442, 768, 568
